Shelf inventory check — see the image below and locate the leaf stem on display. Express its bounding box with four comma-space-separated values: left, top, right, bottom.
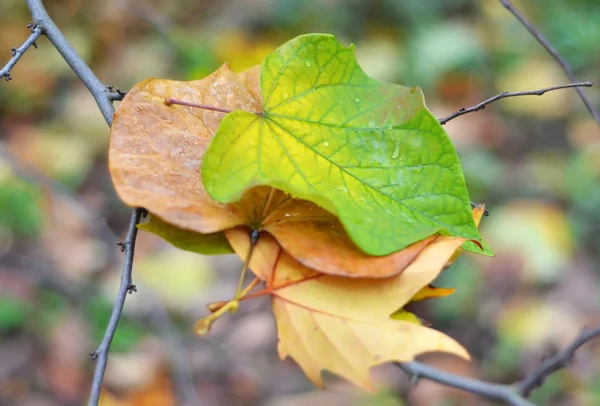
241, 273, 323, 302
163, 98, 233, 114
208, 278, 261, 312
261, 188, 276, 220
235, 229, 260, 298
193, 299, 239, 336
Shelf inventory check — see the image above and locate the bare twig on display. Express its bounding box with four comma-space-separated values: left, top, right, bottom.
88, 208, 143, 406
516, 325, 600, 397
438, 82, 594, 125
398, 362, 536, 406
14, 2, 142, 405
26, 0, 116, 125
0, 23, 42, 81
499, 0, 600, 125
398, 324, 600, 405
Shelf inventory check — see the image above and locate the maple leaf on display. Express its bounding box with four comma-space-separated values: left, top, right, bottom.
225, 228, 469, 390
109, 65, 454, 278
201, 33, 489, 256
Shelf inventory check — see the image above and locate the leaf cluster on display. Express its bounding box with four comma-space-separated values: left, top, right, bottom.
108, 34, 490, 389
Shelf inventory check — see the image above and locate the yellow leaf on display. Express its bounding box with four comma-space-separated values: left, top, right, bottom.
227, 229, 469, 390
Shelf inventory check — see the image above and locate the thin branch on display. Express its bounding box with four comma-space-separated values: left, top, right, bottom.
516, 325, 600, 397
25, 0, 116, 125
88, 208, 143, 406
17, 2, 142, 405
0, 23, 42, 81
398, 324, 600, 404
438, 82, 594, 125
398, 362, 536, 406
499, 0, 600, 125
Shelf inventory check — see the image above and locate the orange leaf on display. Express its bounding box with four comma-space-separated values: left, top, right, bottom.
227, 229, 469, 390
109, 66, 442, 278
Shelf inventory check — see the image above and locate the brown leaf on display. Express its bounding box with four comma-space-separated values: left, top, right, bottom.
109, 65, 259, 234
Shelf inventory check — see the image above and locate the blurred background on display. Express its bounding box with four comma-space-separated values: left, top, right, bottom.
1, 0, 599, 405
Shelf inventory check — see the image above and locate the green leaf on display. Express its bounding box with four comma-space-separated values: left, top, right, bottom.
202, 33, 486, 256
138, 214, 233, 255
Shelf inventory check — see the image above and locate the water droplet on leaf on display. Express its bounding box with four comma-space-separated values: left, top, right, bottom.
323, 142, 329, 147
354, 98, 360, 103
392, 141, 400, 159
368, 120, 375, 128
305, 61, 311, 67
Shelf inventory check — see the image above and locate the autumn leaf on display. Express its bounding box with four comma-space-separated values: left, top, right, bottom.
109, 65, 459, 278
201, 33, 488, 256
225, 228, 469, 390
